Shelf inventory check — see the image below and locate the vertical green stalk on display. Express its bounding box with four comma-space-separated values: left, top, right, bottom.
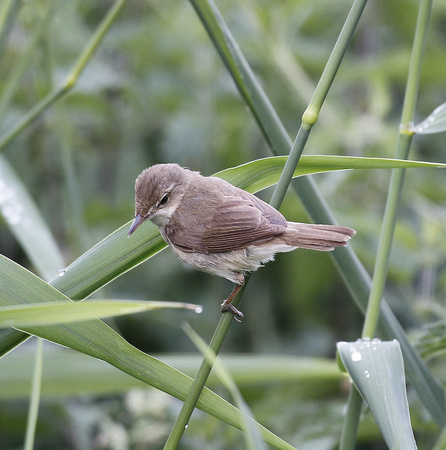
24, 338, 43, 450
164, 287, 246, 449
340, 0, 433, 447
339, 387, 363, 450
165, 1, 367, 447
362, 0, 432, 339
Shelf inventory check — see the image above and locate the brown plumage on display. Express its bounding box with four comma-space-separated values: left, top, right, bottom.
129, 163, 355, 319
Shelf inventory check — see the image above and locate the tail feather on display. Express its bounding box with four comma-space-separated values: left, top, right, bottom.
282, 223, 355, 251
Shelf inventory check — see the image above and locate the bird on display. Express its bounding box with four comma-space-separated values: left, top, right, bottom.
128, 163, 355, 320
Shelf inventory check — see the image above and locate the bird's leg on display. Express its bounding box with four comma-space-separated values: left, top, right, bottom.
221, 283, 244, 321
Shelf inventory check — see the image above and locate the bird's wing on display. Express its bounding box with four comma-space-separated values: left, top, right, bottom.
167, 188, 287, 253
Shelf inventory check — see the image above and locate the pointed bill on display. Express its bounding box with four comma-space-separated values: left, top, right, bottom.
128, 213, 144, 237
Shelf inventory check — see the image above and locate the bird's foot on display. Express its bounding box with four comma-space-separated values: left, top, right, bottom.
221, 302, 244, 322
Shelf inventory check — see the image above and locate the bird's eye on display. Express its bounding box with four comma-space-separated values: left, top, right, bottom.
159, 193, 169, 206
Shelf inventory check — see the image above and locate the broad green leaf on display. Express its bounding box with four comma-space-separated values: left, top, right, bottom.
0, 300, 201, 329
51, 221, 165, 300
338, 339, 417, 449
0, 155, 65, 280
413, 102, 446, 134
0, 255, 294, 450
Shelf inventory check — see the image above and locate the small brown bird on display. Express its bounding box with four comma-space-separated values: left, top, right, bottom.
128, 164, 355, 320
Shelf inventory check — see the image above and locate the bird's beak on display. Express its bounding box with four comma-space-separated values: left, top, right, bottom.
128, 213, 145, 237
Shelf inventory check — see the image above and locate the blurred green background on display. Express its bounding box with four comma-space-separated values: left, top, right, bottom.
1, 0, 446, 448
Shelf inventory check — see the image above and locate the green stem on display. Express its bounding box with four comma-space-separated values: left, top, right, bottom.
302, 0, 368, 126
24, 338, 43, 450
361, 136, 411, 339
271, 0, 367, 208
344, 0, 432, 447
0, 0, 128, 153
339, 387, 363, 450
361, 0, 432, 339
269, 124, 310, 209
164, 285, 247, 449
166, 0, 367, 447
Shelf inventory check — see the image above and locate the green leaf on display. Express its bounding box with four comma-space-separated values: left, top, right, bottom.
414, 102, 446, 134
0, 254, 294, 450
0, 300, 201, 329
51, 221, 165, 300
337, 339, 417, 449
215, 155, 446, 193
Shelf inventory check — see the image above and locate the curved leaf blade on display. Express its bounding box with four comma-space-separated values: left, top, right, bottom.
413, 102, 446, 134
338, 339, 417, 449
215, 155, 446, 193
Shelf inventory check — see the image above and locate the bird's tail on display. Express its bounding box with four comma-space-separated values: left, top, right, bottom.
282, 223, 355, 251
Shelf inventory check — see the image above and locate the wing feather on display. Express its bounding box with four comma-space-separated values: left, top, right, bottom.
165, 179, 286, 253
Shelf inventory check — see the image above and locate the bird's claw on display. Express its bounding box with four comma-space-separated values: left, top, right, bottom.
221, 302, 244, 322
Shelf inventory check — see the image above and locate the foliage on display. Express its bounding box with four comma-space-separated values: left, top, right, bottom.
1, 0, 446, 448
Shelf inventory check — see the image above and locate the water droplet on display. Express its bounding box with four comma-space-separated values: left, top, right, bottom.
194, 305, 203, 314
351, 351, 362, 362
371, 338, 381, 344
184, 424, 188, 429
58, 269, 66, 277
363, 336, 371, 342
364, 370, 370, 378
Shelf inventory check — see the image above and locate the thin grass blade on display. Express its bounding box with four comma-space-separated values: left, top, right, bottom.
0, 300, 201, 329
183, 323, 266, 450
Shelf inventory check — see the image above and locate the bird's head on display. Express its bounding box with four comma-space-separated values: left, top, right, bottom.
128, 163, 191, 235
